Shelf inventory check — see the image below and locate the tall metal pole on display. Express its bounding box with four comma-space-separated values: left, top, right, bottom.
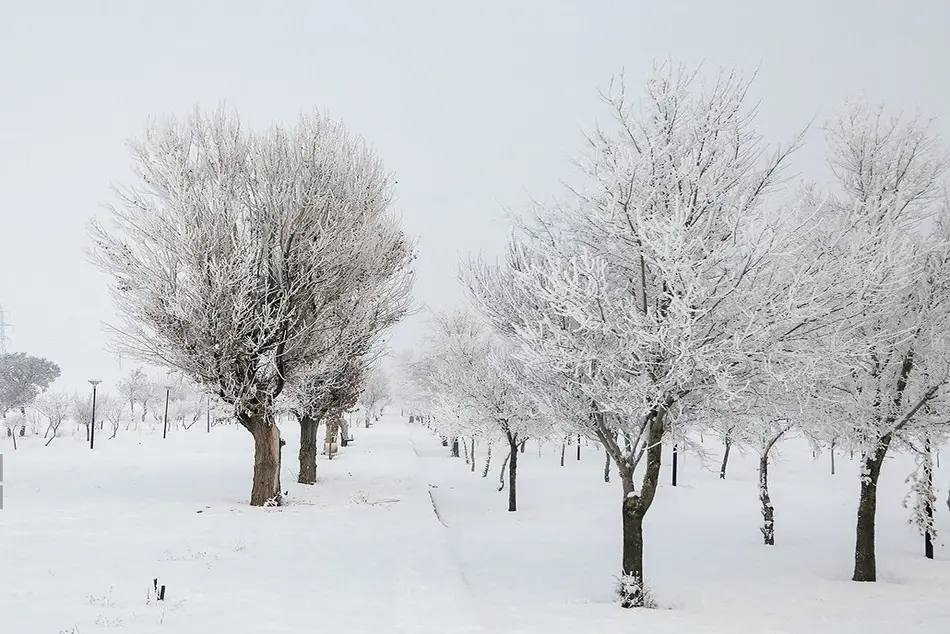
672, 444, 678, 486
162, 386, 171, 439
88, 380, 101, 450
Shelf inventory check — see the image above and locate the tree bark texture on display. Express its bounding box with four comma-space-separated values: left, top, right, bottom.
853, 434, 891, 582
241, 408, 282, 507
719, 434, 732, 479
507, 434, 519, 512
617, 409, 665, 608
759, 453, 775, 545
298, 414, 319, 484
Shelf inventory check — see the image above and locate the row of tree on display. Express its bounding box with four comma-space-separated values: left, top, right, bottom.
90, 108, 413, 505
405, 63, 950, 607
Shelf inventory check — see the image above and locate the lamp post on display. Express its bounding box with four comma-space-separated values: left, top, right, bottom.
88, 380, 101, 450
162, 385, 172, 439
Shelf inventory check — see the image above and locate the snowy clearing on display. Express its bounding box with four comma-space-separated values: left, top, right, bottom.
1, 415, 948, 633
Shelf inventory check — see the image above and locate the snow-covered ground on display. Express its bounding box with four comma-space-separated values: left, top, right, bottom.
1, 414, 948, 633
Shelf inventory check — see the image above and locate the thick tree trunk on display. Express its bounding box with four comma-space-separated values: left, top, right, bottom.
759, 453, 775, 545
325, 414, 340, 459
340, 417, 350, 447
853, 434, 891, 582
244, 411, 282, 507
298, 414, 319, 485
620, 497, 645, 607
507, 435, 518, 512
719, 435, 732, 479
482, 444, 492, 477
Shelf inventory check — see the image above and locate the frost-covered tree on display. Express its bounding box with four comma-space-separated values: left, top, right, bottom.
90, 107, 409, 506
35, 389, 70, 445
359, 366, 391, 426
71, 391, 102, 442
0, 352, 61, 421
466, 64, 811, 606
288, 243, 412, 483
116, 367, 153, 421
796, 103, 950, 581
410, 310, 543, 512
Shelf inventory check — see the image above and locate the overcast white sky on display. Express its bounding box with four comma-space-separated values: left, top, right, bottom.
1, 0, 948, 394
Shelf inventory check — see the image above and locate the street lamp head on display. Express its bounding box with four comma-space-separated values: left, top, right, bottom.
88, 379, 102, 386
164, 385, 173, 391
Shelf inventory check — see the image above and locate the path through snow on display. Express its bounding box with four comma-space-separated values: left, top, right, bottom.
0, 418, 486, 633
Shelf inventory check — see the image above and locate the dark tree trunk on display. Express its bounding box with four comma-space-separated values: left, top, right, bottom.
498, 453, 509, 491
462, 436, 470, 464
576, 433, 581, 461
451, 437, 460, 458
560, 441, 566, 467
482, 444, 492, 477
604, 448, 611, 483
507, 434, 519, 512
519, 439, 526, 453
297, 414, 319, 485
853, 434, 891, 582
620, 499, 645, 607
719, 434, 732, 480
618, 409, 665, 608
470, 438, 476, 472
759, 453, 775, 545
241, 408, 282, 507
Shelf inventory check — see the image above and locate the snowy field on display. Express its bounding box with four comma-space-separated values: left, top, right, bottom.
1, 414, 949, 633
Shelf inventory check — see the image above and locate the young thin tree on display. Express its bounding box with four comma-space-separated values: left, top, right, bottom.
801, 103, 950, 581
467, 63, 806, 606
410, 310, 542, 512
35, 389, 70, 445
90, 108, 408, 506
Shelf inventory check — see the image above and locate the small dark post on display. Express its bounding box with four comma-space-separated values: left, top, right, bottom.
88, 380, 101, 450
162, 385, 171, 439
159, 585, 166, 601
671, 444, 678, 486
